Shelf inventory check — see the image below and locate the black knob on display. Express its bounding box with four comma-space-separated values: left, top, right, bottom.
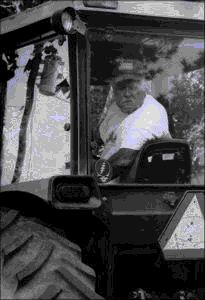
64, 123, 71, 131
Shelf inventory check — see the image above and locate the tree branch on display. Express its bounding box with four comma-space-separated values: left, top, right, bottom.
0, 0, 22, 13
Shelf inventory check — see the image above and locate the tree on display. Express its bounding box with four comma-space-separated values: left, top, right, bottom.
0, 0, 49, 19
169, 68, 204, 181
0, 50, 18, 184
11, 44, 43, 183
0, 58, 8, 185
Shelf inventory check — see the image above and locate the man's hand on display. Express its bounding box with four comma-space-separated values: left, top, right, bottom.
91, 141, 104, 158
107, 148, 138, 179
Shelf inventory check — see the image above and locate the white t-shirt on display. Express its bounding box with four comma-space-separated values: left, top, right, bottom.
99, 94, 171, 159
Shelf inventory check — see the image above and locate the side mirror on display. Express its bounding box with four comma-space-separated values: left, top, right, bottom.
49, 175, 102, 209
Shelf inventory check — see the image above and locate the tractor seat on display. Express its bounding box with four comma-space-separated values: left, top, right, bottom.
120, 139, 191, 184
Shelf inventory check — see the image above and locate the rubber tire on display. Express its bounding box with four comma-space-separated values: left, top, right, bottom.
0, 207, 104, 299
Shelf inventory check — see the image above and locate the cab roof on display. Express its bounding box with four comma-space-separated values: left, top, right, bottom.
0, 0, 204, 36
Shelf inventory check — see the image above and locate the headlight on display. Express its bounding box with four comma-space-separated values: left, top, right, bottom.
51, 8, 86, 35
51, 9, 75, 34
61, 10, 73, 33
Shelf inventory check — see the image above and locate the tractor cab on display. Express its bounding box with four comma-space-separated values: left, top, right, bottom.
0, 1, 203, 186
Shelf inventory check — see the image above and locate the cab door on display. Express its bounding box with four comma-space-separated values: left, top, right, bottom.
0, 24, 73, 185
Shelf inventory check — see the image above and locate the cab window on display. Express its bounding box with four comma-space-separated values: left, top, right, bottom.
1, 36, 71, 185
89, 30, 204, 184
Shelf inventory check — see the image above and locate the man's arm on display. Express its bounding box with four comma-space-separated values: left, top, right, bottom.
107, 148, 138, 179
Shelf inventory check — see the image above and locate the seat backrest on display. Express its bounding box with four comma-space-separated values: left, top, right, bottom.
121, 139, 191, 184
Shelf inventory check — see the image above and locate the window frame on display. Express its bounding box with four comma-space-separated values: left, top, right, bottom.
0, 33, 73, 183
86, 12, 204, 185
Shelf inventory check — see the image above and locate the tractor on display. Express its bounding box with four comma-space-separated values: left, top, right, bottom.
0, 1, 204, 299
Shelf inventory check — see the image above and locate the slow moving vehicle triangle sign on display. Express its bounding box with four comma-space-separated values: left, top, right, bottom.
159, 191, 204, 260
164, 194, 204, 250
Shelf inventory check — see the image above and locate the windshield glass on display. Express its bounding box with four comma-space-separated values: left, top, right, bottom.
89, 30, 204, 185
1, 36, 71, 185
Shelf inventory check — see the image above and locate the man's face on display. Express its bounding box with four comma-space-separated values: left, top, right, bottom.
114, 78, 146, 114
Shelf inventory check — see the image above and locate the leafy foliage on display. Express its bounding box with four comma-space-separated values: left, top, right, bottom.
0, 0, 49, 19
181, 51, 204, 73
169, 69, 204, 179
91, 36, 182, 84
90, 85, 110, 139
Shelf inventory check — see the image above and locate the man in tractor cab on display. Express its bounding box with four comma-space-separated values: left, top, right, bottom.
98, 70, 172, 180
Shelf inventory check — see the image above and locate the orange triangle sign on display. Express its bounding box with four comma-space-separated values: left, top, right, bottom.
159, 191, 204, 260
